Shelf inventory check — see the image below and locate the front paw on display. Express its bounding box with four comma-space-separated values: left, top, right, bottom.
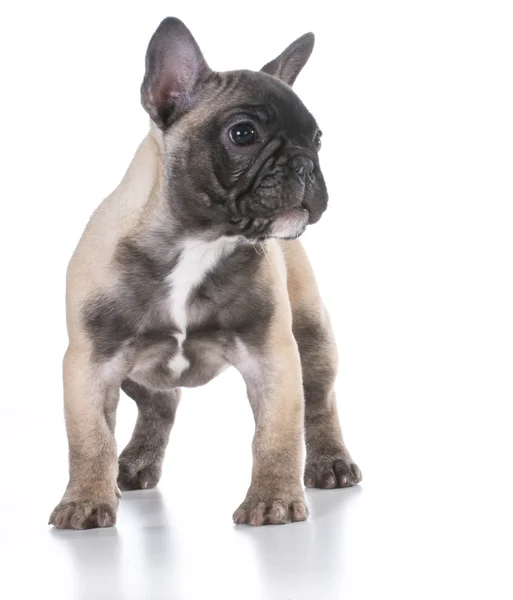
233, 488, 309, 526
304, 452, 362, 489
49, 496, 119, 530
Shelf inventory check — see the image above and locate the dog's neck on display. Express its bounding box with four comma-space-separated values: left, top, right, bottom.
118, 128, 248, 274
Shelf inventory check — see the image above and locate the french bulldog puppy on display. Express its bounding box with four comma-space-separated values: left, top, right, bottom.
49, 17, 361, 530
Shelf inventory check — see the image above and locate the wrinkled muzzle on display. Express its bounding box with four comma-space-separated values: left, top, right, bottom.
226, 151, 328, 239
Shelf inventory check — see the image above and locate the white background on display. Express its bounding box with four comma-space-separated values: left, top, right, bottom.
0, 1, 512, 599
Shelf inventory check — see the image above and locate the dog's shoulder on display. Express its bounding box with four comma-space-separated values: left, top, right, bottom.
73, 135, 159, 256
65, 135, 161, 336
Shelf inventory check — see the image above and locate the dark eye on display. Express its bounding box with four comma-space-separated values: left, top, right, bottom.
229, 122, 257, 146
314, 130, 322, 150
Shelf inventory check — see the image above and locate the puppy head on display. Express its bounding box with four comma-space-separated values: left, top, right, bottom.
142, 18, 328, 240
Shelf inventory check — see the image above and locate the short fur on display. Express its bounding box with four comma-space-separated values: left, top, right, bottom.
49, 17, 361, 530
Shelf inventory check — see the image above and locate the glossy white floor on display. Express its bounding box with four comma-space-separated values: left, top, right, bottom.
1, 367, 511, 600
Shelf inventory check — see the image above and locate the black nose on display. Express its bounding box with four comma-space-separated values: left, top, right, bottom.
291, 156, 315, 181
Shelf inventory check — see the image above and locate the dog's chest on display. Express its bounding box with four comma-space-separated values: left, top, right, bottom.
166, 237, 235, 334
166, 238, 234, 374
128, 237, 241, 389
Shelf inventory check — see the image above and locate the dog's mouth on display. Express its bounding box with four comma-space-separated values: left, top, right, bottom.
226, 204, 309, 240
225, 159, 324, 238
270, 206, 309, 239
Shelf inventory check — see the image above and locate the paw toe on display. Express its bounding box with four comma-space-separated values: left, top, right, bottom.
233, 494, 308, 527
305, 455, 362, 489
49, 499, 117, 530
291, 500, 309, 522
269, 501, 289, 525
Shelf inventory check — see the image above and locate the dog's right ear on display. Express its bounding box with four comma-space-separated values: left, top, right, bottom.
141, 18, 211, 128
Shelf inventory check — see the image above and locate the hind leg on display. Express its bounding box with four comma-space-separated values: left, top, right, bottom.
117, 379, 180, 491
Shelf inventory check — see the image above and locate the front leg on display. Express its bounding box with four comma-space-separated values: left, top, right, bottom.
297, 311, 362, 489
233, 332, 308, 526
49, 347, 122, 529
281, 239, 361, 489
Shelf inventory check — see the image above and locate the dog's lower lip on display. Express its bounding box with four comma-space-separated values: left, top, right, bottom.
280, 207, 309, 220
286, 207, 307, 215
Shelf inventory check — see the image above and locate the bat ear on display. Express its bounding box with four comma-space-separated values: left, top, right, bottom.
261, 32, 315, 86
141, 18, 211, 128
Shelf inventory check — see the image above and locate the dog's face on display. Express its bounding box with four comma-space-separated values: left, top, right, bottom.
141, 19, 328, 240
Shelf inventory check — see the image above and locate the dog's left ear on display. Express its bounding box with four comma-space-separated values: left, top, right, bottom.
141, 17, 211, 128
261, 33, 315, 86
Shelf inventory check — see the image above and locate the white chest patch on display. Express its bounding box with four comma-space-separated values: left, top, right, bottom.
166, 237, 239, 375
